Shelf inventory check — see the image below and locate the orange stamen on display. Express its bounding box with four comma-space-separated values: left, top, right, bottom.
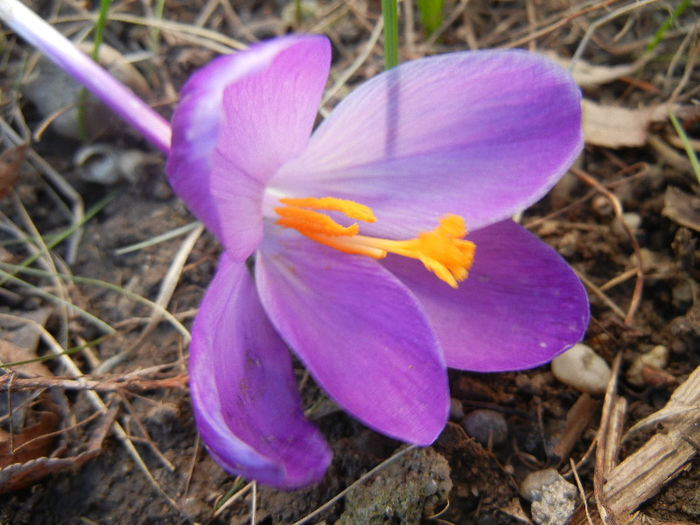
278, 197, 376, 223
275, 196, 475, 288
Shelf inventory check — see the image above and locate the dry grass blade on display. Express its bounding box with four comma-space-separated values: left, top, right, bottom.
0, 267, 115, 335
569, 0, 660, 70
593, 353, 622, 525
320, 14, 383, 108
0, 263, 190, 340
0, 117, 85, 264
42, 337, 186, 518
573, 269, 627, 321
56, 12, 246, 52
570, 458, 594, 525
96, 223, 203, 373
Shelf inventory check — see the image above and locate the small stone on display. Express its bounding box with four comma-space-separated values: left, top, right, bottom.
591, 195, 614, 218
551, 343, 611, 394
633, 248, 657, 271
672, 280, 693, 312
612, 212, 641, 236
462, 409, 508, 447
520, 469, 577, 525
424, 478, 438, 497
143, 402, 179, 428
623, 212, 642, 231
449, 398, 464, 421
557, 231, 579, 258
626, 345, 670, 387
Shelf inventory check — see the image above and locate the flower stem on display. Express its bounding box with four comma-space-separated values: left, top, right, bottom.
381, 0, 398, 69
0, 0, 171, 154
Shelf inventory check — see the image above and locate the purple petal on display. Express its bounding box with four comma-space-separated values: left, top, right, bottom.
271, 50, 582, 239
384, 220, 589, 372
166, 35, 331, 259
189, 252, 331, 488
255, 225, 449, 445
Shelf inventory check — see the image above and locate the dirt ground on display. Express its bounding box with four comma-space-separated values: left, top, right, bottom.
0, 0, 699, 523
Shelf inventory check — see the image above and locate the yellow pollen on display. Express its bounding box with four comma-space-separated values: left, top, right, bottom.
275, 196, 475, 288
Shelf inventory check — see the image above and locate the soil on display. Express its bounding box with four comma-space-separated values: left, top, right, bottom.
0, 0, 698, 524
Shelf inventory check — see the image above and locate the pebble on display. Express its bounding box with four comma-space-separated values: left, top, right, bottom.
672, 280, 693, 312
449, 398, 464, 421
74, 144, 153, 184
520, 469, 577, 525
557, 230, 579, 258
612, 212, 641, 236
551, 343, 611, 394
626, 345, 670, 387
591, 195, 614, 218
462, 409, 508, 447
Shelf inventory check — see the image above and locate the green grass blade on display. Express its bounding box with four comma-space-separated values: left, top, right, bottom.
0, 262, 191, 341
645, 0, 690, 54
0, 189, 119, 286
669, 110, 700, 185
381, 0, 399, 69
91, 0, 112, 59
418, 0, 443, 36
0, 335, 111, 369
77, 0, 112, 139
114, 221, 201, 255
150, 0, 166, 53
0, 266, 116, 335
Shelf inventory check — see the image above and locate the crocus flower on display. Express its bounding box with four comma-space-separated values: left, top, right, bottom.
166, 34, 588, 488
1, 0, 586, 492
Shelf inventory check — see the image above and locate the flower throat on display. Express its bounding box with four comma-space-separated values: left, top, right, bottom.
275, 196, 475, 288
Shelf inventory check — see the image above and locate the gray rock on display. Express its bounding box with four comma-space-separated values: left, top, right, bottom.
336, 448, 451, 525
520, 469, 577, 525
462, 409, 508, 447
449, 398, 464, 421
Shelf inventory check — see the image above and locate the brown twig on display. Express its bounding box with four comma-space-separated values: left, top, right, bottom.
571, 167, 644, 325
570, 458, 594, 525
0, 373, 188, 393
593, 353, 622, 525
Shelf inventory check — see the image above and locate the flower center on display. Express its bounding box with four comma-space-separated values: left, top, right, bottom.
275, 196, 476, 288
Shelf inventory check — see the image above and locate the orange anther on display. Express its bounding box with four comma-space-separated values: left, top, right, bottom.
279, 197, 376, 223
275, 197, 475, 288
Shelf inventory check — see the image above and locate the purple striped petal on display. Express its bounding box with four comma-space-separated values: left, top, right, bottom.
384, 220, 589, 371
166, 35, 331, 260
190, 252, 331, 488
270, 50, 582, 239
255, 225, 449, 445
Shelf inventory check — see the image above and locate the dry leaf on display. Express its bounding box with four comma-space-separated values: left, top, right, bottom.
0, 144, 27, 199
0, 449, 102, 494
582, 100, 674, 148
543, 51, 647, 88
0, 309, 53, 377
0, 408, 59, 469
0, 340, 52, 377
1, 308, 51, 347
0, 403, 116, 493
662, 186, 700, 233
